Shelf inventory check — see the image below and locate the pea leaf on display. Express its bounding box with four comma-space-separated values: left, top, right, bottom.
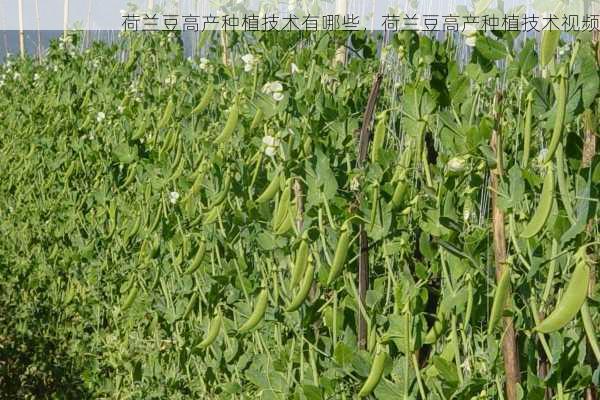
475, 35, 508, 61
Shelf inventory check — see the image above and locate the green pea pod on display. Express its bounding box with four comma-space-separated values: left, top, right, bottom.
238, 289, 269, 333
256, 171, 281, 204
415, 120, 427, 165
275, 210, 294, 235
286, 257, 314, 312
121, 284, 139, 311
157, 97, 175, 130
148, 202, 163, 233
555, 144, 576, 223
124, 213, 141, 244
521, 91, 533, 168
183, 292, 199, 320
358, 346, 387, 397
215, 103, 239, 145
520, 163, 554, 238
423, 315, 446, 344
191, 84, 214, 115
544, 71, 566, 164
184, 163, 207, 203
198, 314, 222, 349
131, 114, 148, 141
125, 49, 137, 70
106, 200, 118, 239
465, 275, 473, 326
210, 173, 231, 208
290, 238, 309, 288
168, 156, 185, 183
581, 301, 600, 363
159, 129, 177, 155
488, 266, 511, 335
184, 241, 206, 275
150, 264, 161, 291
120, 163, 137, 188
326, 221, 352, 285
535, 248, 590, 333
203, 205, 221, 225
391, 179, 407, 209
370, 112, 387, 164
167, 140, 184, 182
272, 185, 291, 230
250, 108, 264, 131
370, 183, 380, 229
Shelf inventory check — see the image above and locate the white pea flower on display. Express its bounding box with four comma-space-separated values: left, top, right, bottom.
270, 81, 283, 92
165, 74, 177, 85
169, 191, 180, 204
199, 57, 209, 70
463, 29, 477, 47
291, 63, 300, 74
350, 176, 360, 191
264, 146, 277, 157
262, 135, 277, 146
33, 73, 40, 81
537, 148, 548, 164
447, 156, 468, 173
117, 105, 124, 114
262, 81, 284, 101
96, 111, 106, 123
242, 53, 258, 72
262, 135, 280, 156
13, 72, 21, 80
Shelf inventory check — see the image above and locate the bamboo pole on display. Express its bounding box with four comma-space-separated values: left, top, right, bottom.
583, 31, 599, 400
18, 0, 24, 58
35, 0, 42, 60
63, 0, 69, 39
333, 0, 347, 65
355, 72, 383, 350
490, 91, 521, 400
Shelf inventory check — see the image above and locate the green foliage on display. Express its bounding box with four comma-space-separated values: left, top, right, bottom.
0, 30, 598, 399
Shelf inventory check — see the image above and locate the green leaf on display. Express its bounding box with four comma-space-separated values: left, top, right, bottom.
540, 30, 560, 66
374, 379, 404, 399
475, 35, 508, 61
333, 343, 353, 366
112, 142, 136, 164
432, 356, 459, 384
315, 148, 338, 200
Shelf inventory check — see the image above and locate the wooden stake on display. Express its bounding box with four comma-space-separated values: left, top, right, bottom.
355, 72, 383, 350
333, 0, 347, 65
18, 0, 24, 59
582, 41, 598, 399
490, 91, 521, 400
221, 31, 229, 66
63, 0, 69, 39
35, 0, 42, 61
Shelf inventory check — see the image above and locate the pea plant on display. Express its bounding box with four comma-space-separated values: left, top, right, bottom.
0, 30, 598, 400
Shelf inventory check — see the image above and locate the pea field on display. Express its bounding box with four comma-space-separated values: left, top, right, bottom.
0, 30, 599, 399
